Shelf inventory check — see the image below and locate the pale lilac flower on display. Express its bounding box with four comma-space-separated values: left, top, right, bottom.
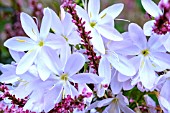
0, 50, 26, 84
4, 8, 65, 81
16, 53, 99, 112
144, 95, 157, 113
16, 53, 101, 112
75, 0, 123, 54
96, 37, 136, 97
46, 52, 103, 99
0, 64, 19, 84
86, 93, 135, 113
155, 72, 170, 113
126, 23, 170, 89
110, 70, 134, 94
4, 64, 61, 112
50, 8, 82, 67
50, 8, 81, 45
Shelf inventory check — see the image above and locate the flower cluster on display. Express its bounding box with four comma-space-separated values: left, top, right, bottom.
1, 0, 170, 112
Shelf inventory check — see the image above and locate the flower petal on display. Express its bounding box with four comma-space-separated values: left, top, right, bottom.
75, 5, 90, 22
128, 23, 147, 49
158, 96, 170, 111
99, 3, 124, 19
16, 49, 39, 74
59, 44, 71, 69
20, 13, 39, 41
64, 53, 85, 76
4, 36, 35, 51
36, 57, 51, 81
12, 82, 34, 98
118, 73, 131, 82
160, 79, 170, 102
110, 73, 123, 94
99, 56, 111, 84
90, 29, 105, 54
88, 0, 100, 18
64, 82, 79, 98
63, 13, 74, 36
163, 33, 170, 52
150, 52, 170, 71
40, 8, 52, 39
120, 104, 135, 113
141, 0, 163, 18
50, 9, 64, 34
45, 33, 66, 50
44, 83, 63, 112
67, 31, 81, 45
0, 65, 19, 83
148, 34, 164, 51
143, 20, 155, 36
123, 80, 134, 90
97, 25, 123, 41
41, 47, 61, 75
107, 53, 136, 76
144, 95, 157, 113
97, 98, 113, 107
103, 102, 121, 113
70, 73, 103, 84
9, 50, 24, 63
139, 58, 158, 89
96, 85, 106, 98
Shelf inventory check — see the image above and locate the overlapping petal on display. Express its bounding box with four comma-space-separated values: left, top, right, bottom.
16, 49, 39, 74
128, 23, 147, 49
141, 0, 163, 18
88, 0, 100, 18
64, 53, 85, 76
70, 73, 103, 84
20, 13, 39, 41
4, 36, 36, 51
99, 3, 124, 19
40, 8, 52, 39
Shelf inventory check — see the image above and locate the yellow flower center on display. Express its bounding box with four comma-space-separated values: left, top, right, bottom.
90, 22, 97, 28
141, 49, 150, 56
38, 40, 44, 47
60, 74, 68, 81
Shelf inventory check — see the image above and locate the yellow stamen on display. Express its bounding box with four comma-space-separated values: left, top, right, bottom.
90, 12, 92, 18
32, 28, 36, 35
17, 78, 29, 86
62, 35, 68, 41
152, 63, 156, 67
16, 38, 25, 42
49, 84, 56, 90
62, 90, 65, 99
140, 60, 145, 69
101, 13, 107, 19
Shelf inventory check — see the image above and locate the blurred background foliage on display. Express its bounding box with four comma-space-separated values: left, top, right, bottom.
0, 0, 159, 64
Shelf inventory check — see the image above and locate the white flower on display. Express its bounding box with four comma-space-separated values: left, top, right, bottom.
75, 0, 123, 54
4, 8, 65, 81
